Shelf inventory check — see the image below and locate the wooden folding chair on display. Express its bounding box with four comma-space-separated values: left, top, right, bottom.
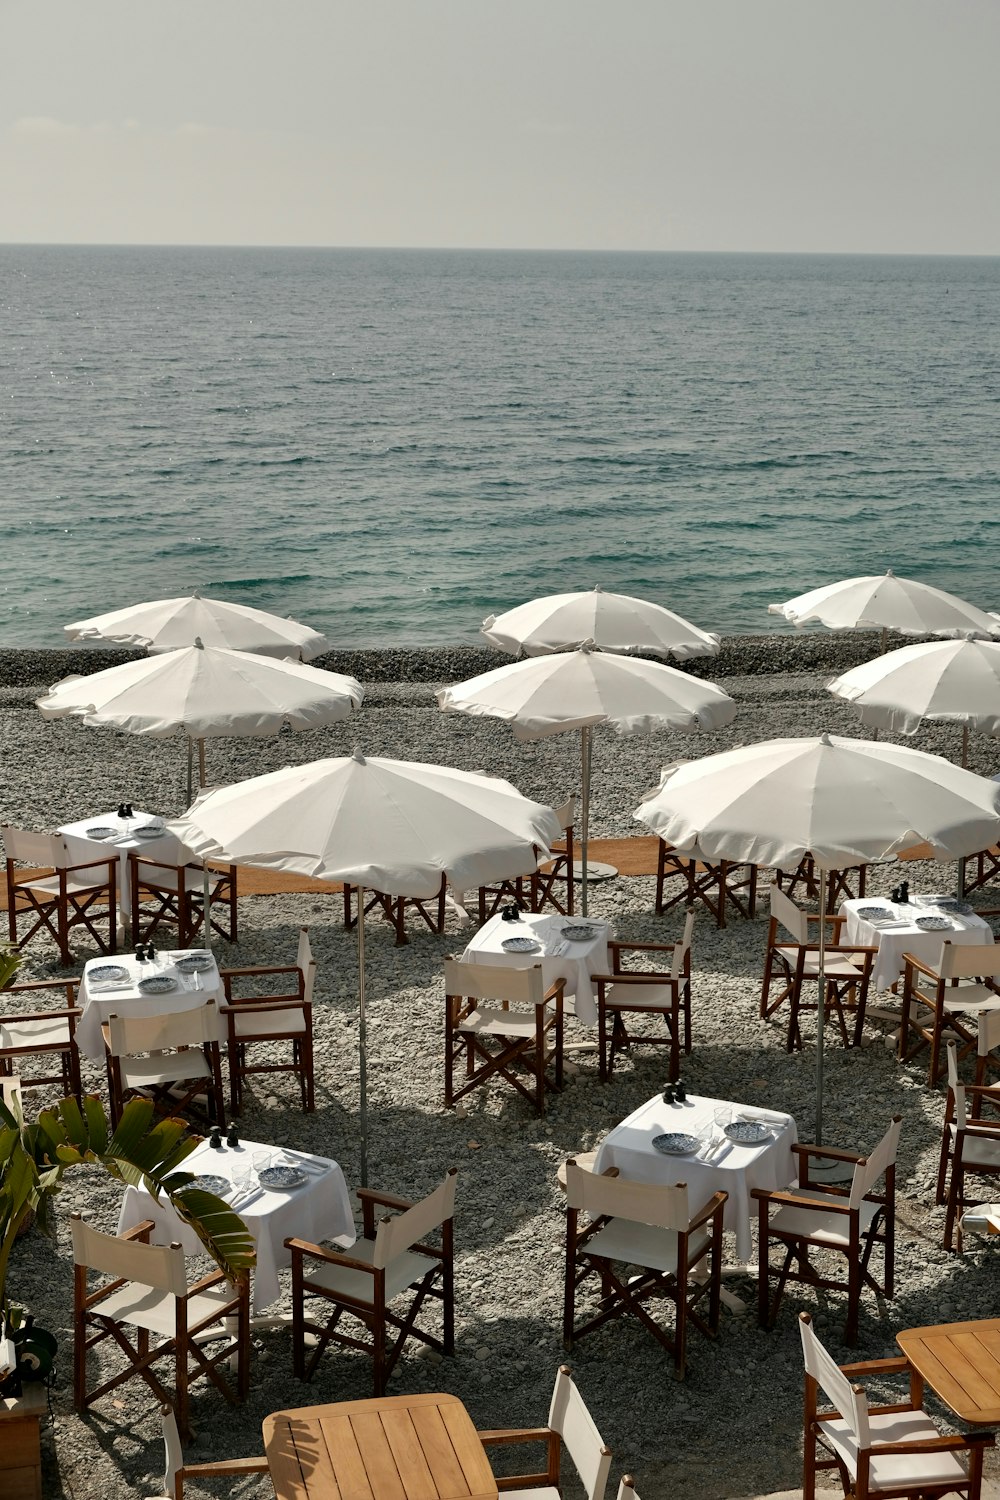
760, 884, 875, 1051
776, 855, 866, 909
4, 826, 117, 967
286, 1168, 456, 1394
0, 977, 82, 1103
476, 1364, 612, 1500
655, 839, 756, 929
753, 1116, 901, 1345
104, 1002, 225, 1129
129, 852, 237, 948
220, 926, 315, 1114
530, 795, 577, 916
937, 1041, 1000, 1253
899, 941, 1000, 1086
157, 1404, 269, 1500
72, 1215, 249, 1440
595, 910, 695, 1083
799, 1311, 992, 1500
343, 875, 447, 946
444, 958, 564, 1116
563, 1161, 726, 1379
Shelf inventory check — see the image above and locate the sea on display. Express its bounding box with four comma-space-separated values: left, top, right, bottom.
2, 246, 999, 651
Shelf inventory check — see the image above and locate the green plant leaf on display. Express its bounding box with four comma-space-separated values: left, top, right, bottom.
168, 1189, 257, 1272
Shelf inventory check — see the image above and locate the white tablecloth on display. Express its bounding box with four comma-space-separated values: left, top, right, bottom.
117, 1135, 355, 1312
593, 1092, 797, 1262
59, 809, 185, 921
77, 950, 225, 1059
459, 912, 610, 1024
841, 897, 993, 993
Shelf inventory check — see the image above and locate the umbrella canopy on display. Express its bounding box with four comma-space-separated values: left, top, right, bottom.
65, 591, 330, 660
828, 637, 1000, 744
634, 733, 1000, 1139
170, 754, 561, 1183
769, 570, 1000, 641
36, 640, 362, 799
438, 647, 737, 913
482, 586, 720, 661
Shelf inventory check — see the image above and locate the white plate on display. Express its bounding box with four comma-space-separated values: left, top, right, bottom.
724, 1120, 771, 1145
501, 936, 540, 953
915, 915, 952, 931
85, 826, 118, 839
89, 963, 129, 982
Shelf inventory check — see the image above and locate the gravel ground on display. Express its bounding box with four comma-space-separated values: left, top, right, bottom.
3, 636, 999, 1500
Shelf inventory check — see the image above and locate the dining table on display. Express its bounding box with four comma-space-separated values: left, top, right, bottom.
75, 948, 225, 1060
592, 1091, 797, 1263
841, 895, 993, 994
459, 911, 610, 1024
58, 808, 185, 922
117, 1134, 355, 1314
897, 1317, 1000, 1426
263, 1392, 498, 1500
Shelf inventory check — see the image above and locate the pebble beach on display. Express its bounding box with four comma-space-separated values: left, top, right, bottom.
4, 633, 1000, 1500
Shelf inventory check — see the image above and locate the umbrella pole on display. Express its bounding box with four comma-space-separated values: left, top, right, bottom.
815, 874, 827, 1145
958, 727, 970, 895
186, 739, 194, 807
198, 738, 207, 788
580, 726, 592, 918
358, 885, 369, 1188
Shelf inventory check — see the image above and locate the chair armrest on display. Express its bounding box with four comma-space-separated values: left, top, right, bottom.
356, 1185, 415, 1212
871, 1434, 995, 1456
120, 1218, 156, 1242
477, 1427, 554, 1446
284, 1237, 374, 1275
594, 971, 672, 985
5, 979, 78, 996
688, 1191, 728, 1231
839, 1355, 911, 1377
64, 856, 117, 876
219, 965, 298, 979
752, 1188, 851, 1215
792, 1141, 862, 1165
608, 939, 679, 956
0, 1007, 82, 1022
180, 1458, 270, 1480
543, 978, 566, 1003
219, 1000, 306, 1015
901, 952, 941, 982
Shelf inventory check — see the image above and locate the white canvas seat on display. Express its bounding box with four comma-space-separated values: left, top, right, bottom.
445, 958, 564, 1116
799, 1310, 991, 1500
760, 884, 875, 1051
286, 1168, 457, 1395
901, 941, 1000, 1085
72, 1214, 249, 1441
753, 1116, 901, 1345
596, 909, 695, 1084
220, 926, 315, 1113
477, 1364, 611, 1500
563, 1161, 726, 1379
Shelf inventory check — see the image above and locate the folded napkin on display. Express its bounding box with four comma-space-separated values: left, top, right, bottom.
88, 980, 134, 993
708, 1139, 733, 1165
546, 940, 569, 958
869, 918, 913, 930
736, 1108, 789, 1126
278, 1151, 327, 1177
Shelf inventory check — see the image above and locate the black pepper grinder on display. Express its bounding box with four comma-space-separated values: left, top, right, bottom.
899, 880, 910, 905
226, 1122, 240, 1149
209, 1126, 223, 1150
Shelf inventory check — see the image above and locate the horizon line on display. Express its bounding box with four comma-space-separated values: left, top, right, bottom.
2, 241, 999, 260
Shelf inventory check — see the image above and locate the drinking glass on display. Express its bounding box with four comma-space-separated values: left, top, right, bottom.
713, 1104, 732, 1133
252, 1150, 272, 1180
231, 1164, 252, 1197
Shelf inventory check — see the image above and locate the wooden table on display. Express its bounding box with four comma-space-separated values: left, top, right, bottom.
263, 1392, 499, 1500
898, 1318, 1000, 1425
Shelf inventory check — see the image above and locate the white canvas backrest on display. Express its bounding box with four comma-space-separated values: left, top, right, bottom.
159, 1404, 183, 1500
946, 1042, 969, 1129
444, 957, 546, 1006
373, 1169, 457, 1269
548, 1366, 612, 1500
556, 794, 577, 832
109, 1001, 219, 1058
565, 1161, 692, 1233
2, 826, 62, 867
848, 1116, 902, 1207
296, 926, 316, 1006
671, 908, 696, 980
71, 1215, 188, 1298
769, 884, 808, 945
938, 942, 1000, 981
979, 1008, 1000, 1059
799, 1313, 870, 1455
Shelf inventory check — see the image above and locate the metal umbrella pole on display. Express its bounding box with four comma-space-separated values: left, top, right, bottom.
579, 725, 592, 917
357, 886, 369, 1187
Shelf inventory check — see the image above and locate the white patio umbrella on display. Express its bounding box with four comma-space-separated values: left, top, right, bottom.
828, 637, 1000, 766
634, 733, 1000, 1139
169, 753, 562, 1184
769, 569, 1000, 650
65, 591, 330, 660
482, 586, 720, 661
437, 645, 737, 914
36, 640, 362, 801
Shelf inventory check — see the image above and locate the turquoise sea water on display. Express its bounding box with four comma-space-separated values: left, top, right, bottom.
2, 246, 998, 649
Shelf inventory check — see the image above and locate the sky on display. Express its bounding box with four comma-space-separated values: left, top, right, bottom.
3, 0, 999, 253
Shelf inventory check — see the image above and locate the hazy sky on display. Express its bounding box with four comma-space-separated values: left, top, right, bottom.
4, 0, 998, 253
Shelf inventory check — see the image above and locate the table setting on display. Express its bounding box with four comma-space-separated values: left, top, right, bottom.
76, 947, 225, 1058
58, 805, 186, 922
459, 909, 611, 1023
117, 1134, 355, 1312
593, 1090, 797, 1262
841, 891, 993, 993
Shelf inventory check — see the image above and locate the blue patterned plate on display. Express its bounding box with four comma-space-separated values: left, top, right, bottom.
652, 1133, 700, 1156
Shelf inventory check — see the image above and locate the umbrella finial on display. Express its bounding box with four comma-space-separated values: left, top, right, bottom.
884, 568, 895, 577
819, 731, 834, 745
193, 636, 205, 650
192, 589, 202, 598
592, 585, 603, 594
351, 748, 366, 763
579, 638, 598, 653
